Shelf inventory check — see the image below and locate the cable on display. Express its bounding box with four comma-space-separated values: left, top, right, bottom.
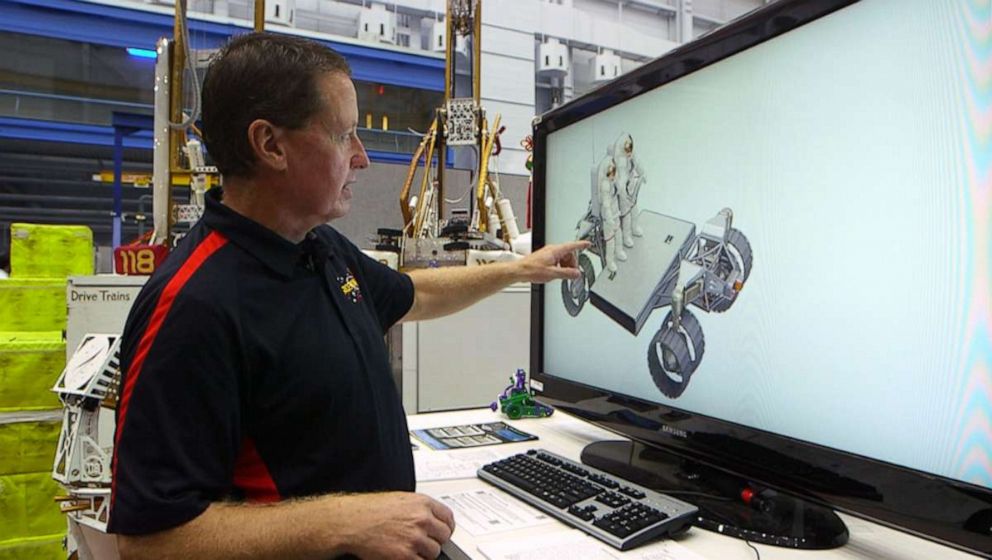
443, 184, 474, 204
744, 540, 762, 560
444, 146, 478, 205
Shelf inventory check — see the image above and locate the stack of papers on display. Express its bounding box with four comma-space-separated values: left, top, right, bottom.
477, 531, 708, 560
414, 448, 510, 482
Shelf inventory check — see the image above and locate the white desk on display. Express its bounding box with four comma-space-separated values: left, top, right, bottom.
409, 409, 982, 560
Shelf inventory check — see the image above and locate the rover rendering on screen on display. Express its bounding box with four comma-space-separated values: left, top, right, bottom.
561, 134, 753, 398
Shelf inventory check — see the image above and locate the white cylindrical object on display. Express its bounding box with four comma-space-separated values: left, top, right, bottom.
497, 199, 520, 240
537, 38, 569, 77
488, 212, 500, 236
152, 37, 171, 245
184, 139, 205, 169
431, 19, 446, 52
591, 49, 622, 82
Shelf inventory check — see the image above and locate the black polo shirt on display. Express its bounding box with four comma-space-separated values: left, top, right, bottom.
108, 188, 415, 535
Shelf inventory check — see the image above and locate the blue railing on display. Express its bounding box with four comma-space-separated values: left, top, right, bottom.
0, 0, 444, 91
0, 89, 433, 161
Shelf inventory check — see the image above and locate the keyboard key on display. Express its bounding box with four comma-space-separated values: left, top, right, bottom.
620, 486, 646, 499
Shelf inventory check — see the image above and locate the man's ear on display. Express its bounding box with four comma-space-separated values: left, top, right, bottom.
246, 119, 288, 172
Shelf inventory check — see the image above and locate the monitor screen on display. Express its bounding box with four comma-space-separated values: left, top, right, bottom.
533, 0, 991, 553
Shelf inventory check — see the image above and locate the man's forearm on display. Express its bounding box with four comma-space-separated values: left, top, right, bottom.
404, 262, 521, 322
402, 241, 588, 323
117, 496, 353, 560
118, 491, 454, 560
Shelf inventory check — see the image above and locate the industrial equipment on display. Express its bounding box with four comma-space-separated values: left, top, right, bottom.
113, 0, 227, 276
51, 335, 121, 558
386, 0, 524, 270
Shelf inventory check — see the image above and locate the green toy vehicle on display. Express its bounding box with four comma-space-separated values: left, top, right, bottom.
490, 369, 554, 419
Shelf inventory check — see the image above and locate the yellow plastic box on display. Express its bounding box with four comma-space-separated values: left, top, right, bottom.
0, 534, 64, 560
0, 279, 67, 332
0, 471, 65, 543
10, 223, 94, 279
0, 334, 64, 412
0, 412, 61, 476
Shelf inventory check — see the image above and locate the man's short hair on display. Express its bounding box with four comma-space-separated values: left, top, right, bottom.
201, 32, 351, 178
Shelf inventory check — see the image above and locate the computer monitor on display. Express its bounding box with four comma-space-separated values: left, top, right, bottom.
531, 0, 992, 555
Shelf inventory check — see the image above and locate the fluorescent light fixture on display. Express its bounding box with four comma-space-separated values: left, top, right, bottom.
126, 48, 157, 59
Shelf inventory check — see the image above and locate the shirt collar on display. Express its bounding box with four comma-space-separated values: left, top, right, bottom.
202, 188, 332, 278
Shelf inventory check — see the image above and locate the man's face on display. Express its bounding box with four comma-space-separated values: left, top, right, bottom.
283, 72, 370, 223
624, 138, 633, 156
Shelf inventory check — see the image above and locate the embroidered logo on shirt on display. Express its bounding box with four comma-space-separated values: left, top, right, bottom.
337, 268, 363, 303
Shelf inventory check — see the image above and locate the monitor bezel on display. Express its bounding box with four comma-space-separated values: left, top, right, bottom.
529, 0, 992, 556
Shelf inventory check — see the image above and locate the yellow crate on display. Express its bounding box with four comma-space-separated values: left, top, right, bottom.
0, 279, 67, 332
0, 534, 64, 560
0, 471, 65, 543
0, 414, 61, 476
0, 336, 64, 412
10, 223, 94, 279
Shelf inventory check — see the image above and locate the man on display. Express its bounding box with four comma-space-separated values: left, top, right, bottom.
595, 155, 623, 274
611, 133, 645, 249
109, 32, 586, 559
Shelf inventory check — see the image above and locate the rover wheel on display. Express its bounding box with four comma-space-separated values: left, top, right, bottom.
726, 228, 753, 281
505, 403, 523, 419
562, 253, 595, 316
648, 309, 705, 398
711, 228, 753, 312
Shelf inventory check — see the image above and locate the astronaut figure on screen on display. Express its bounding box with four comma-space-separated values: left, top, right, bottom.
596, 155, 625, 273
611, 133, 646, 249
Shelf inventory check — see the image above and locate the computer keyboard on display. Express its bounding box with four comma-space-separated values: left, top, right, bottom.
477, 449, 699, 550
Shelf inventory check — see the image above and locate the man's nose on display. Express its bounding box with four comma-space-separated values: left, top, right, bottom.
353, 138, 370, 169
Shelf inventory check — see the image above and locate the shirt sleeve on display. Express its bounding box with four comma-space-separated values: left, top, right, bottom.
108, 285, 244, 535
347, 243, 414, 332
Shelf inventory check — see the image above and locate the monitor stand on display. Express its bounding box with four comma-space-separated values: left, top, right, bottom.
581, 440, 849, 549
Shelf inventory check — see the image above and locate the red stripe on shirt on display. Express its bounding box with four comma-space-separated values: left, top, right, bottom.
111, 231, 228, 505
233, 437, 281, 503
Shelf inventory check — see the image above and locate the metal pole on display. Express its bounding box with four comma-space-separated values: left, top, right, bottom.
255, 0, 266, 32
113, 127, 124, 248
471, 0, 482, 225
152, 38, 172, 245
473, 0, 481, 102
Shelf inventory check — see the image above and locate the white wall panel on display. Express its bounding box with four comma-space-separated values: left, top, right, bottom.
481, 25, 534, 61
481, 53, 534, 104
536, 2, 578, 40
693, 0, 762, 21
573, 0, 622, 22
342, 0, 445, 14
492, 149, 530, 178
537, 2, 677, 59
480, 0, 541, 33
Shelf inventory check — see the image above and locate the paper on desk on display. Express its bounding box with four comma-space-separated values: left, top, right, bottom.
414, 448, 509, 481
435, 488, 554, 536
477, 530, 707, 560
